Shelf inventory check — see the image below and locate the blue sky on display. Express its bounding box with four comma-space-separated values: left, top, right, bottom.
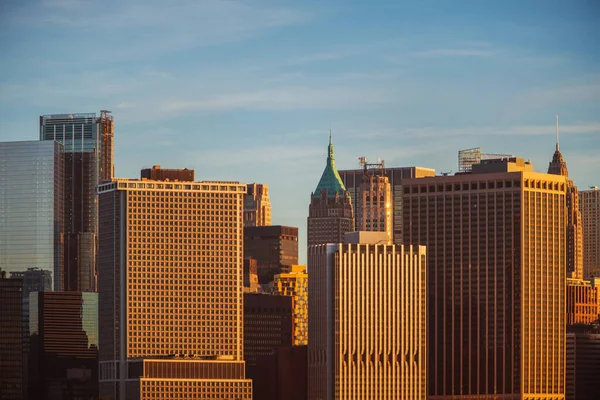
1, 0, 599, 262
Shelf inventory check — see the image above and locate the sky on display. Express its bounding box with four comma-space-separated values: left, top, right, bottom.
1, 0, 599, 263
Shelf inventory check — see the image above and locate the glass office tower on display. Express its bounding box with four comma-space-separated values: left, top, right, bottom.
0, 141, 64, 290
40, 111, 114, 292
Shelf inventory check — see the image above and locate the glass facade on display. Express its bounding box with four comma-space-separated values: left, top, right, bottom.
40, 113, 103, 292
0, 141, 64, 290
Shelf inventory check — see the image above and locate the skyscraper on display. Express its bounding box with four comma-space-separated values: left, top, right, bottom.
244, 183, 272, 227
0, 271, 24, 400
244, 225, 299, 283
580, 186, 600, 278
402, 157, 567, 399
354, 160, 393, 242
97, 176, 251, 399
307, 135, 354, 247
0, 141, 64, 291
547, 116, 583, 279
308, 232, 427, 399
272, 265, 308, 346
40, 111, 114, 292
339, 165, 435, 244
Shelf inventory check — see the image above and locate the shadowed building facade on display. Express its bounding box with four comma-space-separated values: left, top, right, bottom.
40, 111, 114, 292
308, 233, 427, 399
580, 187, 600, 278
307, 136, 354, 247
28, 291, 98, 400
0, 141, 64, 291
0, 272, 24, 400
243, 225, 298, 284
566, 330, 600, 400
402, 157, 567, 400
97, 177, 251, 399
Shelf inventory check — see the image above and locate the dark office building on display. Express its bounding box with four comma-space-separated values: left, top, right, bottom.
243, 293, 294, 398
29, 291, 98, 400
0, 271, 24, 400
140, 165, 194, 181
40, 111, 114, 292
566, 330, 600, 400
250, 345, 307, 400
244, 225, 298, 283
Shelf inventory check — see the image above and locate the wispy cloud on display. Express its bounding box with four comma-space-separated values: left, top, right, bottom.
161, 85, 391, 113
346, 122, 600, 140
413, 48, 496, 57
4, 0, 310, 61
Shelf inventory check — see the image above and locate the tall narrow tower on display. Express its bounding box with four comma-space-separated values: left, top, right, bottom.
40, 111, 115, 292
547, 115, 584, 279
307, 135, 354, 247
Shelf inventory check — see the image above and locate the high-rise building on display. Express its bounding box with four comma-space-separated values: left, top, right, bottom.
28, 291, 98, 400
243, 293, 294, 369
272, 265, 308, 346
40, 111, 114, 292
140, 165, 194, 181
243, 293, 295, 400
308, 232, 427, 399
353, 160, 393, 242
249, 345, 307, 400
580, 186, 600, 278
566, 279, 599, 325
566, 331, 600, 400
402, 157, 567, 399
0, 140, 64, 291
308, 136, 354, 247
0, 271, 24, 400
339, 166, 435, 244
244, 183, 272, 227
244, 225, 299, 284
547, 118, 584, 279
97, 177, 251, 399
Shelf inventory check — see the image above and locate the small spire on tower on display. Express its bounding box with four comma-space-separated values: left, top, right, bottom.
556, 114, 559, 151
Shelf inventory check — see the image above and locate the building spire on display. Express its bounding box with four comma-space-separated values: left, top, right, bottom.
556, 114, 559, 151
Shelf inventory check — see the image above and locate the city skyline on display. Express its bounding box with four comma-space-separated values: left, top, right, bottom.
1, 1, 599, 263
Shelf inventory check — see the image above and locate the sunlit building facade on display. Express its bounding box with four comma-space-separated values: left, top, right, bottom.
0, 140, 64, 291
566, 279, 599, 325
339, 166, 435, 244
355, 171, 393, 243
272, 265, 308, 345
308, 233, 427, 400
402, 157, 567, 400
97, 178, 251, 399
244, 183, 272, 227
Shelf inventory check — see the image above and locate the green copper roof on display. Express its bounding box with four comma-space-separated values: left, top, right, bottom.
313, 134, 348, 198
